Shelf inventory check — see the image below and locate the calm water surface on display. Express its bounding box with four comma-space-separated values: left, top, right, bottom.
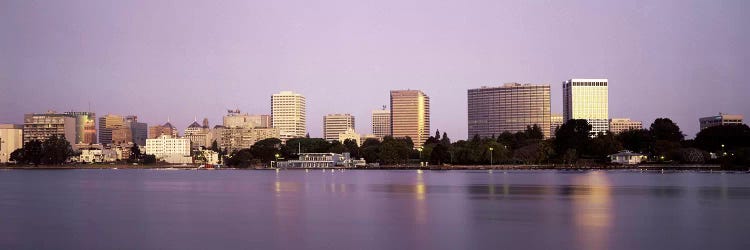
1, 169, 749, 250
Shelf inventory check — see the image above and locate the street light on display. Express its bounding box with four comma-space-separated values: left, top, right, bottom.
274, 153, 280, 168
417, 147, 423, 166
489, 147, 494, 167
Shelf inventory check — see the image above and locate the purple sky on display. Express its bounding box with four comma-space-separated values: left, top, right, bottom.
1, 0, 748, 139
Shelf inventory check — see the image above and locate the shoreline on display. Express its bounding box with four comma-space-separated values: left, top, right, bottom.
0, 164, 727, 171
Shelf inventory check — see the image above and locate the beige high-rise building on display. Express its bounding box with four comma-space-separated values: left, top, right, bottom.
0, 124, 23, 163
213, 126, 280, 152
390, 90, 430, 148
699, 113, 744, 130
467, 83, 552, 138
184, 120, 212, 150
609, 118, 643, 134
23, 112, 77, 145
551, 114, 564, 136
371, 109, 391, 138
272, 91, 306, 142
323, 114, 355, 142
99, 114, 129, 145
563, 78, 609, 135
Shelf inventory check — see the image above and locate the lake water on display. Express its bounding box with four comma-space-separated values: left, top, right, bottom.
1, 169, 749, 250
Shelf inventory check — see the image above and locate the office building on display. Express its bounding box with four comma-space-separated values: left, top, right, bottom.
699, 113, 744, 130
324, 114, 355, 142
0, 124, 23, 163
99, 114, 129, 145
467, 83, 552, 138
223, 109, 271, 128
213, 126, 280, 152
125, 115, 148, 146
23, 112, 77, 145
64, 112, 97, 144
371, 108, 391, 138
563, 78, 609, 135
272, 91, 306, 141
390, 90, 430, 148
609, 118, 643, 134
185, 120, 212, 150
338, 128, 361, 146
551, 113, 564, 136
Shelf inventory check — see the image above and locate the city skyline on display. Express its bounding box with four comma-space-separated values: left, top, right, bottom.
2, 0, 749, 139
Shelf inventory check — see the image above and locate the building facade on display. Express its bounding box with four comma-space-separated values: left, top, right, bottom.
467, 83, 552, 138
609, 118, 643, 134
699, 113, 744, 130
184, 121, 212, 150
371, 109, 391, 138
271, 91, 306, 141
223, 109, 271, 128
338, 128, 361, 146
145, 135, 191, 163
64, 112, 97, 144
323, 114, 355, 142
148, 122, 178, 139
125, 115, 148, 146
23, 112, 77, 145
0, 124, 23, 163
213, 126, 280, 152
563, 78, 609, 135
551, 113, 564, 136
390, 90, 430, 148
98, 114, 128, 145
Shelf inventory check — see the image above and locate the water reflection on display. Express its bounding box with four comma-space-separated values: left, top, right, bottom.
573, 171, 613, 250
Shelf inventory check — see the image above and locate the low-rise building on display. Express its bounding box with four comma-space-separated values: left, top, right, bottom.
145, 135, 191, 164
23, 112, 77, 145
77, 148, 118, 163
609, 118, 643, 134
699, 113, 744, 130
277, 152, 364, 168
609, 150, 646, 165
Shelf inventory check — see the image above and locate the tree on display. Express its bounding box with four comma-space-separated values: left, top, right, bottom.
694, 124, 750, 152
41, 135, 74, 165
130, 144, 142, 161
142, 154, 157, 164
210, 140, 220, 153
440, 132, 451, 146
250, 138, 282, 163
650, 118, 684, 142
226, 148, 254, 168
617, 129, 653, 154
328, 140, 346, 154
361, 138, 381, 163
587, 132, 623, 159
524, 125, 544, 140
429, 143, 450, 165
554, 119, 591, 160
343, 139, 361, 159
378, 136, 411, 164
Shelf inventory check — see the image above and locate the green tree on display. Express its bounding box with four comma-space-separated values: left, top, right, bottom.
379, 136, 411, 164
694, 124, 750, 152
361, 138, 381, 163
617, 129, 653, 154
250, 138, 282, 163
41, 135, 74, 165
142, 154, 157, 164
650, 118, 684, 142
130, 144, 142, 161
440, 132, 451, 146
554, 119, 591, 160
343, 139, 361, 159
587, 132, 623, 159
429, 143, 450, 165
328, 140, 346, 154
226, 148, 254, 168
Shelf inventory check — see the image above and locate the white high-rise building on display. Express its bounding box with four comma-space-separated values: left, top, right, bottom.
323, 114, 355, 142
271, 91, 306, 142
371, 109, 391, 138
562, 78, 609, 135
145, 135, 191, 163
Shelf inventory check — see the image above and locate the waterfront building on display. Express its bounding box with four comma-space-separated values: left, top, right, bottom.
213, 126, 280, 152
195, 149, 220, 165
0, 124, 23, 163
467, 83, 552, 138
64, 112, 97, 144
271, 91, 306, 142
609, 118, 643, 134
125, 115, 148, 146
324, 114, 355, 142
338, 128, 361, 146
276, 152, 365, 168
551, 114, 564, 136
77, 146, 118, 163
371, 108, 391, 138
148, 122, 178, 139
145, 135, 191, 164
223, 109, 271, 128
23, 112, 77, 145
184, 120, 212, 150
699, 113, 744, 130
390, 90, 430, 148
562, 78, 609, 135
609, 150, 646, 165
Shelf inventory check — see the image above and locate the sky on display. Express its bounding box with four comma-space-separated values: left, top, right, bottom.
1, 0, 748, 139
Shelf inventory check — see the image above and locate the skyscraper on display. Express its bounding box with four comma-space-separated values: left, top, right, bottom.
371, 108, 391, 138
323, 114, 355, 142
223, 109, 271, 128
390, 90, 430, 148
64, 111, 97, 144
467, 83, 552, 138
563, 78, 609, 135
272, 91, 306, 142
124, 115, 148, 146
98, 114, 128, 145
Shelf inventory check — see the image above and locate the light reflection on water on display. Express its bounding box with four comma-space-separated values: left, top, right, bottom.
1, 169, 749, 250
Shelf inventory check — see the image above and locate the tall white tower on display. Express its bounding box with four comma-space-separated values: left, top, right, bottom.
271, 91, 307, 142
562, 78, 609, 135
